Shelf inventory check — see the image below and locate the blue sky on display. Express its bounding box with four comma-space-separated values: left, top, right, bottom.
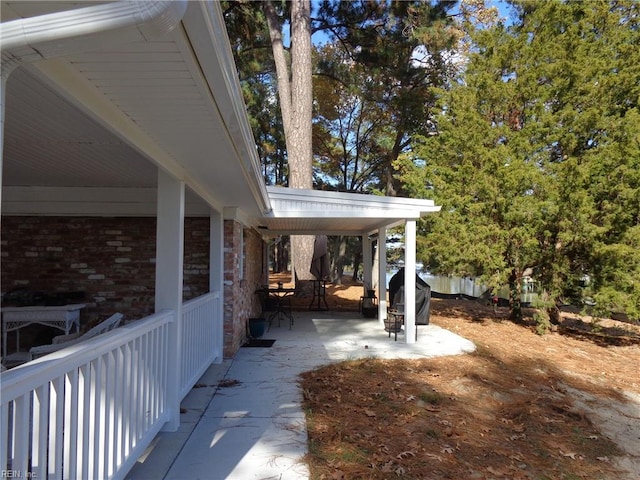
491, 0, 516, 24
308, 0, 515, 46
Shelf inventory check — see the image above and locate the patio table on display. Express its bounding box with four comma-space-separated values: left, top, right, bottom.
256, 288, 298, 330
2, 304, 85, 356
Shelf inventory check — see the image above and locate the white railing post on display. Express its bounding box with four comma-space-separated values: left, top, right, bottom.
155, 170, 185, 431
180, 293, 219, 398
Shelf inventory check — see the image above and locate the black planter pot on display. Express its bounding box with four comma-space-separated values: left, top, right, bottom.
248, 317, 268, 338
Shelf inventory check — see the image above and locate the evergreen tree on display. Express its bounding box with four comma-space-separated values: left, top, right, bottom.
399, 0, 640, 324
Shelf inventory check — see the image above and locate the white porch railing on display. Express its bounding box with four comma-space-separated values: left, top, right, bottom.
1, 292, 222, 480
180, 292, 221, 399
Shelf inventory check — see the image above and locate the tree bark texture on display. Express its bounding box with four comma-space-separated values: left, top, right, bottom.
264, 1, 293, 154
288, 0, 313, 190
265, 0, 315, 282
289, 0, 314, 282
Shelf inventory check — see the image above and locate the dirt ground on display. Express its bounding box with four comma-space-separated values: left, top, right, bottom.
272, 275, 640, 480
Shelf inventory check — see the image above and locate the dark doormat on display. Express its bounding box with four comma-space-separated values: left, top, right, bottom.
242, 339, 276, 348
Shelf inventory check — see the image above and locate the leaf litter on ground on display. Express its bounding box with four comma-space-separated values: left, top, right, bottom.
300, 296, 640, 480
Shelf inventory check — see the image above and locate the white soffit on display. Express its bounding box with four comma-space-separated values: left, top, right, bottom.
260, 187, 441, 236
1, 1, 270, 219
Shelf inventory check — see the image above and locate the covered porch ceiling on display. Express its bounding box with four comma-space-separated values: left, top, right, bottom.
1, 0, 269, 219
1, 1, 439, 236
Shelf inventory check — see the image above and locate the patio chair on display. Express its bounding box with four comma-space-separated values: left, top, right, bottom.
28, 312, 123, 360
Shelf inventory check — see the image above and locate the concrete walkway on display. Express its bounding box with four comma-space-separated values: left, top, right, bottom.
126, 311, 476, 480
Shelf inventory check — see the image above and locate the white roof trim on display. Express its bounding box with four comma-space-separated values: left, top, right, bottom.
260, 186, 441, 236
1, 1, 272, 218
267, 186, 440, 217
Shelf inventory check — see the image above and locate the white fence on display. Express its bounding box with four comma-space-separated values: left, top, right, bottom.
1, 292, 222, 480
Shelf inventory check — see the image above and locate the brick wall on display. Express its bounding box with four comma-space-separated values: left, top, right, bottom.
1, 216, 209, 323
1, 216, 266, 358
223, 220, 266, 357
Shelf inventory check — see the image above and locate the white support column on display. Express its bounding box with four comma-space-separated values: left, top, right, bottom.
377, 228, 387, 324
404, 220, 417, 344
1, 75, 6, 299
209, 208, 224, 360
155, 170, 185, 431
362, 235, 373, 295
0, 75, 6, 215
372, 238, 379, 291
209, 208, 223, 292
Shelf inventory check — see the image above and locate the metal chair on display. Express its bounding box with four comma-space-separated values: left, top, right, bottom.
257, 289, 279, 330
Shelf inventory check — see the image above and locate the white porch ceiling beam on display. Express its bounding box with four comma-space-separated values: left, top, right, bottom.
267, 187, 438, 209
266, 210, 429, 219
1, 186, 211, 217
257, 226, 401, 237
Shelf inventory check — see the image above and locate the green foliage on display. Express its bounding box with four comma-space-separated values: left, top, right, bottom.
532, 291, 556, 335
312, 43, 390, 192
398, 0, 640, 322
225, 0, 639, 321
419, 391, 444, 405
222, 1, 289, 185
315, 0, 459, 195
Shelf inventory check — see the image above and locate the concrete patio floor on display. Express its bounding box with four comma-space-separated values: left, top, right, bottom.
125, 310, 476, 480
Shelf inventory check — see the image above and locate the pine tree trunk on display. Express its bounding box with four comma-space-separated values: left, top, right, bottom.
265, 0, 315, 283
330, 236, 347, 284
548, 304, 561, 325
508, 269, 523, 323
289, 0, 314, 282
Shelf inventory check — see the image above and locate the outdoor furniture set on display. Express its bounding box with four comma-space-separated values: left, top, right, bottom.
256, 285, 297, 330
